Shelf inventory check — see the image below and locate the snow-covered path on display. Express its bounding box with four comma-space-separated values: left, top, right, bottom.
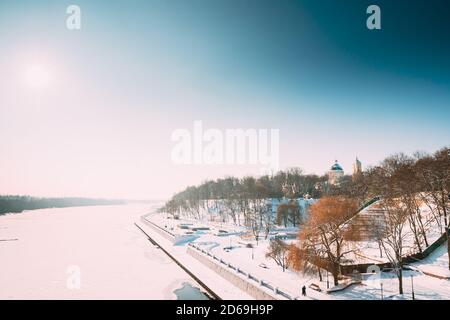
412, 242, 450, 279
0, 204, 195, 299
329, 270, 450, 300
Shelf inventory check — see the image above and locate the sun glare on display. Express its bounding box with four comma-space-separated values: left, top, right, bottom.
24, 64, 50, 89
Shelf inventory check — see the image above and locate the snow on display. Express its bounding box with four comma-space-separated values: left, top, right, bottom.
190, 234, 325, 300
146, 198, 450, 300
412, 242, 450, 279
145, 213, 337, 300
341, 200, 447, 265
138, 217, 253, 300
2, 200, 447, 300
0, 204, 202, 299
330, 270, 450, 300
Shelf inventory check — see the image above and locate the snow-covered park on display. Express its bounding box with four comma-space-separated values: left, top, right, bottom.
145, 198, 450, 300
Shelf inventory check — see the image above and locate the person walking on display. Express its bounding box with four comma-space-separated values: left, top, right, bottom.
302, 285, 306, 296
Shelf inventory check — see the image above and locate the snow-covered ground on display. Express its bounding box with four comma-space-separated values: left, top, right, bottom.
147, 200, 450, 300
331, 270, 450, 300
0, 204, 201, 299
336, 200, 446, 265
138, 217, 253, 300
190, 233, 333, 300
3, 201, 447, 300
412, 242, 450, 279
146, 213, 339, 300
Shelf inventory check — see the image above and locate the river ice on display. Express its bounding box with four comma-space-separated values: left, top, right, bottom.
0, 204, 194, 299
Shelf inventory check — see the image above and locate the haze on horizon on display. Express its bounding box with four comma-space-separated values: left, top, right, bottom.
1, 0, 449, 200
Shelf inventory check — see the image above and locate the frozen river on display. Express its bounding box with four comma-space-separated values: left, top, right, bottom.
0, 204, 201, 299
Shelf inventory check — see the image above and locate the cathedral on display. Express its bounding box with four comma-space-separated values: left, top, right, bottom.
328, 158, 362, 185
328, 160, 344, 186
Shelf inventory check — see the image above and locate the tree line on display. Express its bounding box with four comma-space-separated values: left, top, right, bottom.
0, 195, 125, 215
161, 167, 368, 226
288, 147, 450, 294
163, 147, 449, 294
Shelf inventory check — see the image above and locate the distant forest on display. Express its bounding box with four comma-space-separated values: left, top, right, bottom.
0, 196, 125, 215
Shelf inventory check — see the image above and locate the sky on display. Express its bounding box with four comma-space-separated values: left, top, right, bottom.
0, 0, 449, 200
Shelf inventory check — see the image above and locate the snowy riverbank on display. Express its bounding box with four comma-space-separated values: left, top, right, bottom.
145, 208, 450, 300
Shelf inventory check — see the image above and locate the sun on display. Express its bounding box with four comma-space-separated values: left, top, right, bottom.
24, 64, 50, 89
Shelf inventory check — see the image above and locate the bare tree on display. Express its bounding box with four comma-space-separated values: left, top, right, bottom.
266, 239, 289, 272
262, 202, 274, 240
393, 160, 429, 252
377, 198, 409, 295
288, 234, 325, 281
415, 148, 450, 269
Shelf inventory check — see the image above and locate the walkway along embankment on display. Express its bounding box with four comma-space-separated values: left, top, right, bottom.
134, 222, 221, 300
139, 216, 332, 300
187, 244, 280, 300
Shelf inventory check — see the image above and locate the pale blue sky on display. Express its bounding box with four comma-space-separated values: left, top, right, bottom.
0, 0, 449, 199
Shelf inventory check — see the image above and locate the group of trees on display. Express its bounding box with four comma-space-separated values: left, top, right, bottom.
163, 175, 303, 243
164, 170, 324, 218
163, 146, 449, 295
276, 201, 302, 227
288, 147, 450, 294
162, 167, 365, 232
0, 196, 125, 215
162, 169, 327, 242
365, 148, 450, 293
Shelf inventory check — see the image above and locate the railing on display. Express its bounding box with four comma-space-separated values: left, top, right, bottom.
135, 223, 221, 300
141, 216, 176, 238
358, 196, 381, 212
341, 196, 381, 228
188, 243, 296, 300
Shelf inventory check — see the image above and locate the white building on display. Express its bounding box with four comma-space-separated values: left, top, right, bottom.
328, 160, 344, 186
